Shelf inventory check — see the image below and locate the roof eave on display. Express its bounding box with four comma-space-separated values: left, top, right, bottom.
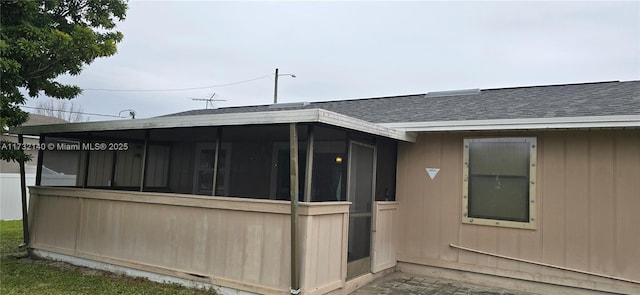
10, 109, 416, 142
379, 115, 640, 132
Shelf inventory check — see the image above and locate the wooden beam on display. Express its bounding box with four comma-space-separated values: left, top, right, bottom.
17, 135, 30, 245
140, 130, 150, 192
304, 125, 314, 202
289, 123, 300, 294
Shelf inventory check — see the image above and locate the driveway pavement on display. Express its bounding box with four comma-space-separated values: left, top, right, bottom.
351, 272, 540, 295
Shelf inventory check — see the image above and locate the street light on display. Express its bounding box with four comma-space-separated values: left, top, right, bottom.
273, 68, 296, 104
119, 109, 136, 119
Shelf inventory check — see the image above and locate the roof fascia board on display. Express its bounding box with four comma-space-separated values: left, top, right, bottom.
380, 115, 640, 132
317, 109, 416, 142
10, 109, 321, 135
11, 108, 415, 142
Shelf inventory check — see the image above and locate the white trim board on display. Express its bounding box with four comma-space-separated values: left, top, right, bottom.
11, 109, 416, 142
379, 115, 640, 132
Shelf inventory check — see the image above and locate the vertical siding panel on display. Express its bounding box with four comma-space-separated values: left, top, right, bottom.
191, 212, 207, 273
395, 141, 409, 259
476, 226, 498, 268
564, 131, 590, 272
458, 224, 478, 266
279, 217, 291, 288
589, 132, 615, 276
331, 214, 343, 281
421, 133, 443, 260
260, 214, 282, 286
440, 134, 460, 262
614, 130, 640, 281
242, 214, 264, 284
497, 228, 520, 271
397, 137, 424, 260
541, 133, 566, 274
303, 217, 317, 286
519, 132, 543, 274
224, 213, 243, 279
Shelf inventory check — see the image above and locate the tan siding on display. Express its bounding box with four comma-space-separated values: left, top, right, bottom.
518, 133, 543, 275
563, 132, 590, 272
31, 195, 79, 250
397, 136, 426, 261
541, 133, 565, 275
440, 135, 461, 263
421, 134, 443, 260
396, 130, 640, 293
372, 202, 398, 273
299, 204, 350, 295
589, 132, 615, 276
614, 131, 640, 278
29, 187, 349, 295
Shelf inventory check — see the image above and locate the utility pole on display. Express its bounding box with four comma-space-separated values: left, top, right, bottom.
274, 68, 279, 104
273, 68, 296, 104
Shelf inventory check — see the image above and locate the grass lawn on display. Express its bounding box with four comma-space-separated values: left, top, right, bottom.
0, 220, 217, 294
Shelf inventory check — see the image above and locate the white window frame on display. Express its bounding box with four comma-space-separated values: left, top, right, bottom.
193, 142, 231, 196
462, 137, 537, 230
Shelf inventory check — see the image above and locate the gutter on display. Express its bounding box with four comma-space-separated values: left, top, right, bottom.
379, 115, 640, 132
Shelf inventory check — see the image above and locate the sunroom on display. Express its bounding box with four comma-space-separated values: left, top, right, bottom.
13, 108, 415, 295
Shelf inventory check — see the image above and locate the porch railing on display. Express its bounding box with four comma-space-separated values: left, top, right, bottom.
28, 187, 349, 295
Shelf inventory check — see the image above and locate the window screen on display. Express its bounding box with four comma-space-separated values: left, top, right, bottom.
463, 137, 536, 228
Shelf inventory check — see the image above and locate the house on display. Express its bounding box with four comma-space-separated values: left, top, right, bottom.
1, 114, 69, 220
10, 81, 640, 295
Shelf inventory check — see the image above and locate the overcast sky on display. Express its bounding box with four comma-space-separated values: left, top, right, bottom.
24, 1, 640, 121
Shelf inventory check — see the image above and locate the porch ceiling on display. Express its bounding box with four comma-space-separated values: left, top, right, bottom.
11, 109, 416, 142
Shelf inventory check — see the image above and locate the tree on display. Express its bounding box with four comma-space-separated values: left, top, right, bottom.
35, 99, 87, 122
1, 0, 127, 162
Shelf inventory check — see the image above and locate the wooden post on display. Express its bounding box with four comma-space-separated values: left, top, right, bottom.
35, 136, 44, 186
82, 136, 92, 188
289, 123, 300, 294
18, 135, 29, 245
211, 128, 222, 196
304, 125, 314, 202
140, 130, 150, 192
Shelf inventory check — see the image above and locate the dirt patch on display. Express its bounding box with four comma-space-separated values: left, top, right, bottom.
16, 254, 116, 277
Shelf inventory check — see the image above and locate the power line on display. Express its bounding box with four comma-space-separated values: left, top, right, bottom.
82, 74, 272, 92
20, 106, 123, 118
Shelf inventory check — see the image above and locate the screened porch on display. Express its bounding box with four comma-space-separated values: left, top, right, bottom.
14, 109, 414, 294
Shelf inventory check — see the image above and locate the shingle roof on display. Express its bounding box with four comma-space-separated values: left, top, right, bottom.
165, 81, 640, 123
24, 114, 69, 126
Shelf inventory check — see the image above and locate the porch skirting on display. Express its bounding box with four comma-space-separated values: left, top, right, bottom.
32, 249, 258, 295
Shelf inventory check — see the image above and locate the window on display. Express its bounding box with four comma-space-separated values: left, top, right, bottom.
41, 138, 81, 186
462, 137, 537, 229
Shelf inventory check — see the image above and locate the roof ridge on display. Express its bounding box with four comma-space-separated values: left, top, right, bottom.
483, 80, 622, 91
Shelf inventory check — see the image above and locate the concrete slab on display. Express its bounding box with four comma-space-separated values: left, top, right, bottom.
350, 272, 540, 295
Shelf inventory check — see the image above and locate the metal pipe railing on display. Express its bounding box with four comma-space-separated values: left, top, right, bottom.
449, 243, 640, 285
